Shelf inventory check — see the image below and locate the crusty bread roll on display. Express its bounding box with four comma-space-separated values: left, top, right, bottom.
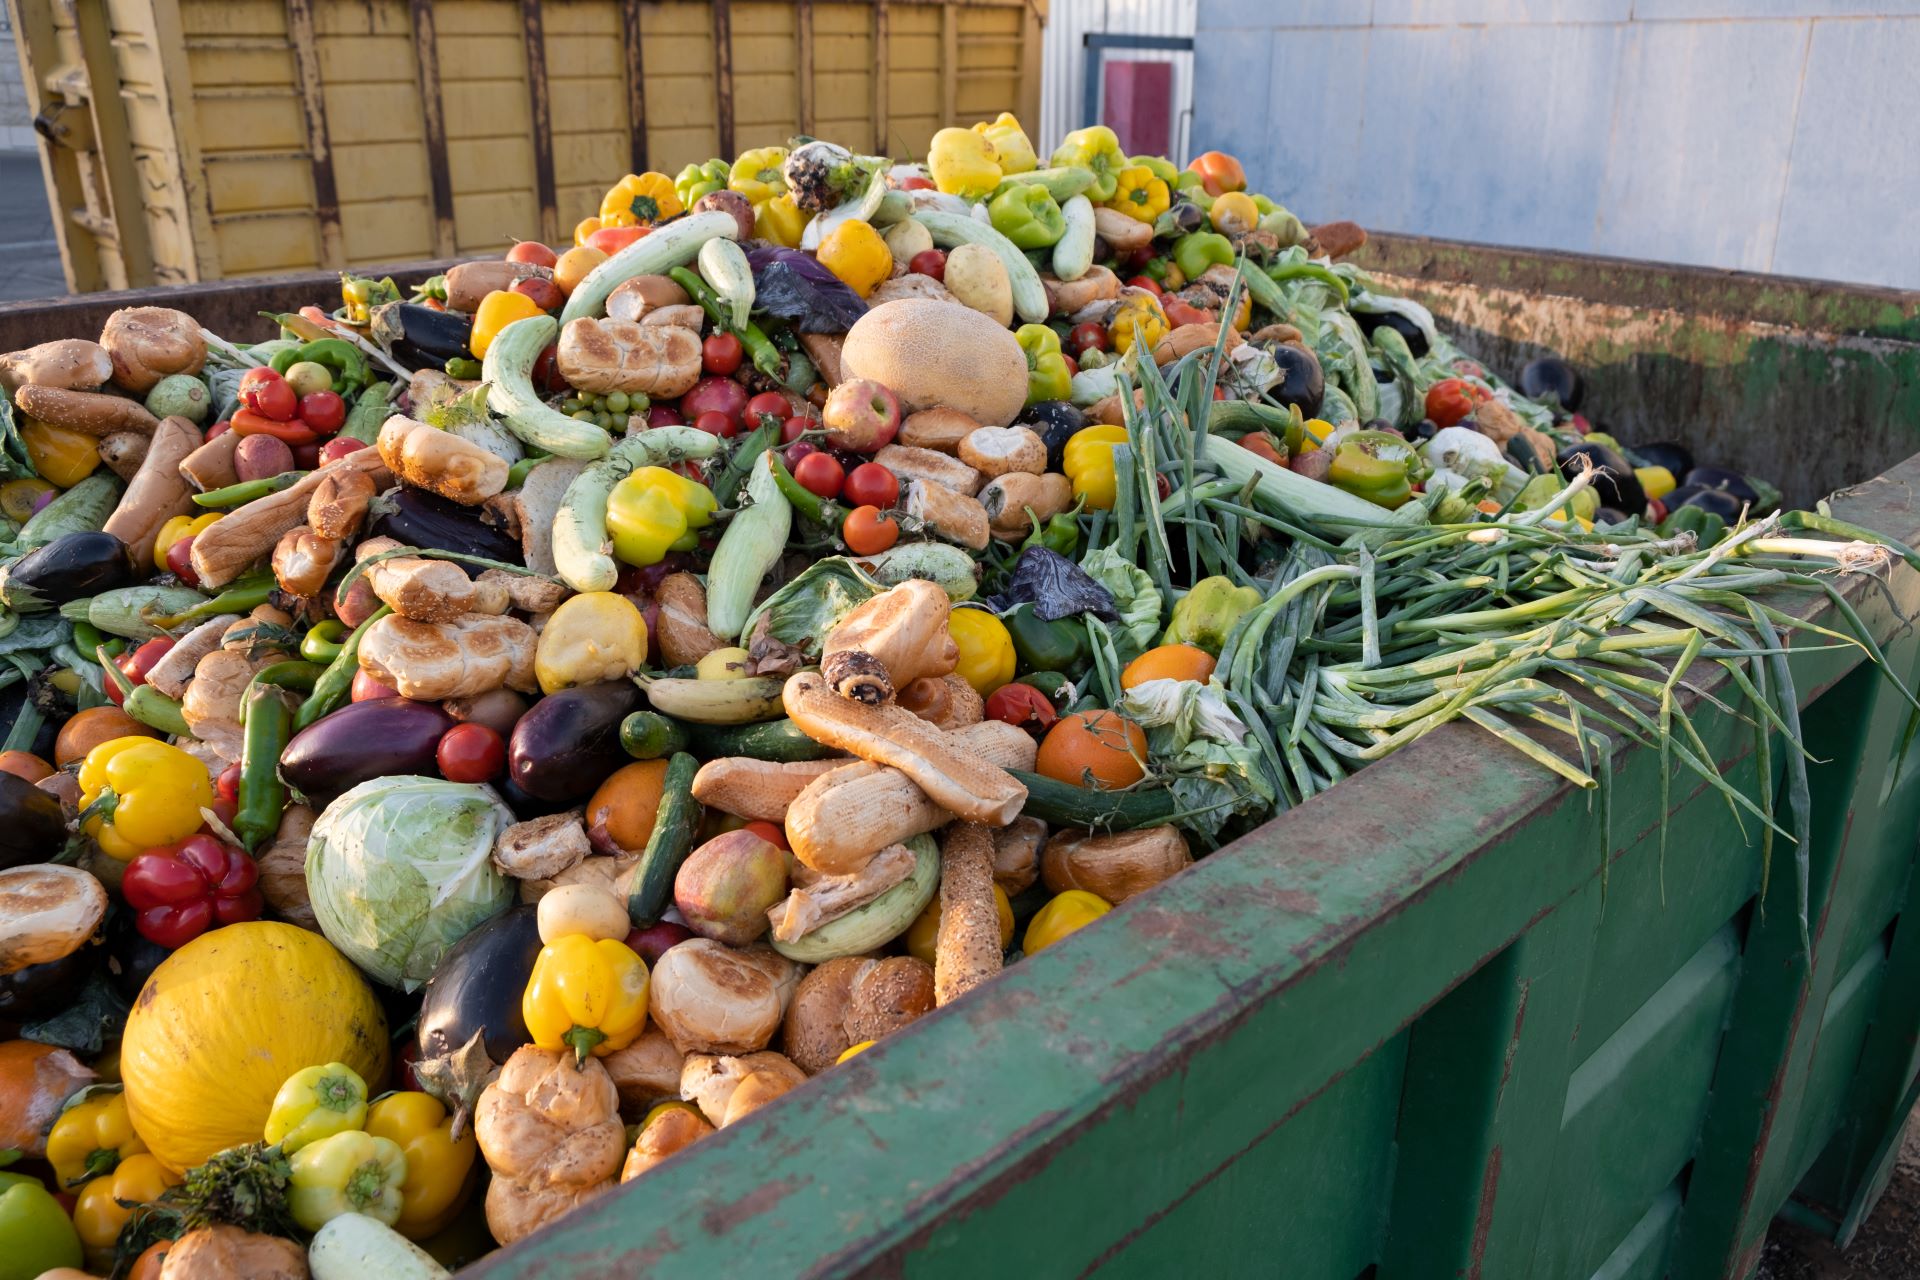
556, 317, 701, 397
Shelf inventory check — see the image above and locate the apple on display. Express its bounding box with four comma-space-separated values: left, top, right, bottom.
822, 378, 902, 453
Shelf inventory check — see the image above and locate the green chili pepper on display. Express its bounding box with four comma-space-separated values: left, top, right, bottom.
1021, 496, 1084, 558
340, 381, 393, 444
668, 267, 784, 378
155, 572, 277, 628
1268, 260, 1350, 302
443, 356, 482, 381
296, 338, 370, 391
1004, 604, 1092, 674
768, 454, 847, 530
417, 274, 449, 302
269, 347, 301, 376
296, 606, 390, 730
72, 621, 109, 658
300, 621, 347, 665
123, 685, 190, 737
708, 420, 779, 507
506, 456, 542, 488
193, 472, 310, 509
235, 683, 293, 851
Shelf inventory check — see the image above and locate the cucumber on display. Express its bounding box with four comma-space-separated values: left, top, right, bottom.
914, 210, 1048, 323
310, 1213, 449, 1280
1208, 399, 1293, 437
1009, 768, 1180, 831
770, 834, 939, 963
1000, 166, 1097, 202
628, 751, 700, 926
560, 210, 741, 324
698, 237, 755, 332
684, 718, 838, 762
481, 314, 609, 459
1051, 194, 1096, 282
620, 710, 689, 759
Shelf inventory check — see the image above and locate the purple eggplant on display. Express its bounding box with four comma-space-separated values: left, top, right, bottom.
508, 681, 637, 802
281, 697, 455, 798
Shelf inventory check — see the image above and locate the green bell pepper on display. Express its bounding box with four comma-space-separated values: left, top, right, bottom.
675, 158, 730, 207
1048, 126, 1128, 203
1661, 503, 1728, 549
1005, 604, 1092, 675
1326, 430, 1416, 510
1173, 231, 1235, 282
0, 1171, 84, 1280
294, 338, 369, 392
987, 183, 1067, 249
1015, 325, 1073, 404
1021, 495, 1084, 558
1129, 154, 1180, 185
1163, 576, 1261, 656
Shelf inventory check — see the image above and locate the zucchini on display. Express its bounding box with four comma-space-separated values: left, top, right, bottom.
1009, 768, 1182, 831
482, 314, 609, 459
698, 237, 755, 332
914, 210, 1048, 323
340, 380, 394, 444
551, 427, 719, 592
13, 474, 122, 551
684, 717, 838, 762
1052, 194, 1096, 282
850, 540, 979, 600
1001, 166, 1097, 202
84, 585, 209, 639
1208, 399, 1293, 437
705, 453, 791, 639
560, 210, 741, 324
309, 1212, 450, 1280
620, 710, 689, 759
770, 834, 938, 963
628, 751, 700, 926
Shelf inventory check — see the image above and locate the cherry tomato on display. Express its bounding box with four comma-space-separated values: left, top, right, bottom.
703, 332, 745, 376
908, 249, 946, 282
691, 410, 737, 439
742, 820, 789, 850
792, 450, 844, 499
207, 419, 232, 440
843, 462, 899, 509
587, 225, 649, 255
745, 391, 791, 425
319, 437, 368, 464
781, 415, 811, 444
512, 276, 566, 312
507, 240, 559, 268
123, 637, 174, 685
351, 670, 398, 702
841, 505, 900, 555
898, 176, 936, 191
1425, 378, 1491, 429
1125, 275, 1163, 296
646, 405, 685, 429
984, 682, 1058, 735
437, 722, 506, 782
215, 761, 242, 807
298, 390, 345, 434
240, 368, 297, 421
1068, 322, 1109, 357
165, 536, 199, 587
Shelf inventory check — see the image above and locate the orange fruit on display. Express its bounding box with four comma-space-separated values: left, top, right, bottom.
0, 750, 52, 783
1120, 643, 1216, 690
586, 759, 672, 853
1034, 709, 1147, 790
55, 706, 156, 766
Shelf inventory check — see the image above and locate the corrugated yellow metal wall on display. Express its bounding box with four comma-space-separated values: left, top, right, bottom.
9, 0, 1045, 292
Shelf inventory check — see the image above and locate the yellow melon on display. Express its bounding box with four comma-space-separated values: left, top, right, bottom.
840, 298, 1029, 427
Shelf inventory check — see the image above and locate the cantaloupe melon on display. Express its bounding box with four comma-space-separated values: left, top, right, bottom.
840, 299, 1028, 428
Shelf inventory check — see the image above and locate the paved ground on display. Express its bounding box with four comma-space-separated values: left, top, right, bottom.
0, 149, 71, 302
1760, 1122, 1920, 1279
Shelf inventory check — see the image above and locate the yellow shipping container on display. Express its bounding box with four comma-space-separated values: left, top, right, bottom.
8, 0, 1046, 292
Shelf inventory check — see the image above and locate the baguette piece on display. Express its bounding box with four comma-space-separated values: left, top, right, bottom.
189, 447, 390, 587
14, 385, 159, 437
691, 757, 846, 822
178, 429, 240, 492
873, 444, 982, 496
98, 432, 149, 482
102, 415, 201, 564
935, 823, 1002, 1006
783, 719, 1036, 874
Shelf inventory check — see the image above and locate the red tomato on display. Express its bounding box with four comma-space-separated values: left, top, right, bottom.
691, 410, 737, 439
1163, 299, 1214, 328
588, 225, 649, 255
783, 440, 819, 468
506, 240, 559, 269
908, 250, 947, 282
298, 390, 345, 434
843, 462, 899, 509
319, 437, 368, 464
898, 176, 935, 191
240, 368, 297, 421
680, 376, 749, 428
1424, 378, 1490, 429
125, 637, 174, 683
1239, 434, 1284, 464
511, 277, 566, 312
646, 404, 685, 429
781, 415, 811, 444
351, 670, 398, 702
437, 722, 506, 783
1125, 275, 1163, 296
215, 761, 242, 807
841, 505, 899, 555
1061, 353, 1079, 377
792, 450, 844, 499
984, 683, 1058, 735
532, 342, 567, 395
745, 391, 792, 425
207, 419, 232, 440
165, 536, 199, 587
1068, 322, 1109, 356
742, 820, 789, 850
702, 332, 745, 376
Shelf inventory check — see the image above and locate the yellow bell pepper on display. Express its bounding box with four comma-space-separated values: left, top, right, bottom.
1063, 424, 1129, 512
1049, 125, 1128, 203
574, 215, 604, 247
947, 609, 1015, 697
606, 466, 716, 567
729, 146, 790, 206
365, 1091, 477, 1241
1024, 889, 1111, 953
1108, 165, 1170, 224
1209, 190, 1260, 237
1107, 292, 1168, 356
972, 112, 1036, 174
837, 1040, 875, 1063
816, 220, 893, 297
48, 1090, 145, 1189
1636, 465, 1677, 501
928, 127, 1001, 200
20, 420, 100, 489
470, 290, 546, 359
264, 1061, 369, 1155
523, 934, 651, 1065
599, 171, 683, 227
753, 193, 810, 249
152, 511, 220, 573
78, 737, 214, 861
288, 1129, 409, 1231
72, 1153, 176, 1270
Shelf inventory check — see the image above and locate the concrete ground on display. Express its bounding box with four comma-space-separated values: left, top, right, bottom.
0, 150, 70, 302
1760, 1122, 1920, 1279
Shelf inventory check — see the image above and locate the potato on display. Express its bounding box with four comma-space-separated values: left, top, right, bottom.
537, 882, 631, 943
941, 244, 1013, 328
232, 433, 295, 482
883, 219, 934, 263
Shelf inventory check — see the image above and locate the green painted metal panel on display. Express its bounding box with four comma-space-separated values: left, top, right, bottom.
1592, 1185, 1683, 1280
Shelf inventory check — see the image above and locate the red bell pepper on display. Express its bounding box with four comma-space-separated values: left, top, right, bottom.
121, 834, 263, 949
